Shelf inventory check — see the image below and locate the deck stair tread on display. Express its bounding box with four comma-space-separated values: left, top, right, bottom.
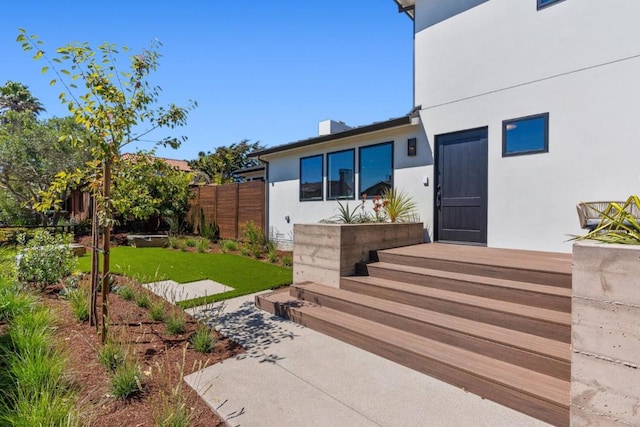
293, 282, 569, 361
342, 275, 570, 327
368, 261, 571, 297
379, 243, 572, 276
281, 297, 569, 408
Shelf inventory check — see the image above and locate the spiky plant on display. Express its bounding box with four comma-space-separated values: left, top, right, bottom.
381, 188, 417, 223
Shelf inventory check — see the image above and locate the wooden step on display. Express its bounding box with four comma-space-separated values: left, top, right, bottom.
290, 283, 569, 380
377, 243, 572, 287
340, 276, 570, 342
365, 262, 571, 312
258, 291, 569, 427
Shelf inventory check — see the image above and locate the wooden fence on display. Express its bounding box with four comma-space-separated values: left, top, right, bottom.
189, 181, 265, 240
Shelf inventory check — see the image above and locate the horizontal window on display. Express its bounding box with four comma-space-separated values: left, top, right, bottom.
502, 113, 549, 157
359, 141, 393, 197
299, 155, 323, 201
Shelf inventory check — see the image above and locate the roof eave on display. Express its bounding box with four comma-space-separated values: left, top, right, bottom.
250, 115, 414, 158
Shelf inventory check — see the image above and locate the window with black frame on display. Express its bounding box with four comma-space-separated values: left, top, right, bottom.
502, 113, 549, 157
327, 149, 355, 200
359, 142, 393, 197
299, 155, 323, 201
537, 0, 564, 10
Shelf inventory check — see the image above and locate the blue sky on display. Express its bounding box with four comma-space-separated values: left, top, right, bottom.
0, 1, 414, 160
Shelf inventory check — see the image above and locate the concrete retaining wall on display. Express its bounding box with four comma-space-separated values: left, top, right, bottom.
293, 223, 424, 288
571, 241, 640, 425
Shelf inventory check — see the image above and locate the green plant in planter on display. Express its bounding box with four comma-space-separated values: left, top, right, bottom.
332, 200, 363, 224
381, 188, 417, 223
575, 195, 640, 244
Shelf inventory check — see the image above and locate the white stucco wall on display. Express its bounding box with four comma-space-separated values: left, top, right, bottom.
262, 124, 431, 249
413, 0, 640, 252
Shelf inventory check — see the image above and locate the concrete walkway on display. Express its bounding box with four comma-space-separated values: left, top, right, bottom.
143, 279, 232, 303
185, 293, 551, 427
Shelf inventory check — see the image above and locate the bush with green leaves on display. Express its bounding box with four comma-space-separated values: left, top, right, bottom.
195, 238, 209, 253
185, 238, 197, 248
168, 235, 180, 250
282, 254, 293, 268
16, 230, 77, 288
219, 239, 237, 253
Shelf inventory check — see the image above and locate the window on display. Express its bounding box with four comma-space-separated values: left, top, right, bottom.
327, 149, 355, 200
537, 0, 564, 10
359, 141, 393, 197
502, 113, 549, 157
299, 155, 323, 201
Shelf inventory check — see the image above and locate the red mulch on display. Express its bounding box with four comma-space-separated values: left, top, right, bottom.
43, 276, 244, 427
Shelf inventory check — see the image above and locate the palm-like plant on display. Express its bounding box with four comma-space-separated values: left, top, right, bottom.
0, 81, 45, 116
381, 187, 417, 222
575, 195, 640, 244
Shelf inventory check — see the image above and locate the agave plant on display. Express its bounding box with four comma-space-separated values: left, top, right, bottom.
575, 195, 640, 244
381, 188, 417, 223
332, 200, 363, 224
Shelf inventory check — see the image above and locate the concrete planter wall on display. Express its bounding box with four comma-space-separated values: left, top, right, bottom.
571, 241, 640, 425
293, 222, 424, 288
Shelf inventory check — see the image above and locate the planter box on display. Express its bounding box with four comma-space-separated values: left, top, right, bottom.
293, 222, 424, 288
127, 234, 169, 248
571, 241, 640, 426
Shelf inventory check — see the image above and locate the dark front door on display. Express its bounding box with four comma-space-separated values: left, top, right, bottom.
435, 128, 488, 245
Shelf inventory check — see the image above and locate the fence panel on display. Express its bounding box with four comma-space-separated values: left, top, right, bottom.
238, 181, 265, 237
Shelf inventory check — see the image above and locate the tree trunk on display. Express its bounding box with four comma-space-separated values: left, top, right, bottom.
101, 162, 111, 344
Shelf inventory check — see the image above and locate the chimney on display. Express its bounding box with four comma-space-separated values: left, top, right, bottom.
318, 119, 351, 136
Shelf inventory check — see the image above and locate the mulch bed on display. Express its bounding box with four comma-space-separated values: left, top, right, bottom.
42, 276, 244, 426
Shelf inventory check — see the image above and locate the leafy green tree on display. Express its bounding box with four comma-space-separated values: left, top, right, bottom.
0, 111, 91, 224
189, 139, 264, 184
111, 153, 193, 227
19, 30, 194, 339
0, 81, 45, 117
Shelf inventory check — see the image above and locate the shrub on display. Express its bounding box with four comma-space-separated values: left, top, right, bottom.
16, 230, 77, 288
219, 239, 237, 253
0, 277, 34, 322
195, 238, 209, 253
168, 235, 180, 250
135, 292, 150, 309
190, 326, 217, 353
282, 254, 293, 268
165, 312, 186, 335
65, 287, 89, 322
117, 285, 135, 301
98, 341, 126, 372
381, 187, 417, 223
110, 361, 142, 399
149, 301, 165, 322
267, 248, 278, 263
184, 238, 197, 248
239, 246, 250, 257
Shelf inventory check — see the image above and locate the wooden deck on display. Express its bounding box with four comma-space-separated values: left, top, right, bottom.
257, 243, 572, 426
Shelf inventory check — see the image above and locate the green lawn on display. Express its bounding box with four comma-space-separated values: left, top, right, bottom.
76, 247, 292, 307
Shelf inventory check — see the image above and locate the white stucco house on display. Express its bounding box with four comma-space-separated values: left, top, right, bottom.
252, 0, 640, 253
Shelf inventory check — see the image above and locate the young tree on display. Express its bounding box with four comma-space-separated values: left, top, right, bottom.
189, 139, 264, 184
19, 31, 195, 341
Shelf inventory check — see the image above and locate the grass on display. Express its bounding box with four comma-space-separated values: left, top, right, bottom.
149, 301, 166, 321
165, 313, 186, 335
65, 287, 89, 322
98, 341, 126, 372
76, 247, 292, 307
110, 360, 142, 399
190, 326, 216, 353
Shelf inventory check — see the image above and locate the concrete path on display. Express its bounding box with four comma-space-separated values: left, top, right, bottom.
143, 279, 232, 303
185, 293, 551, 427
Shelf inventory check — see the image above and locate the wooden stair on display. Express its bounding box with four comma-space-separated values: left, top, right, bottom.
256, 243, 572, 426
